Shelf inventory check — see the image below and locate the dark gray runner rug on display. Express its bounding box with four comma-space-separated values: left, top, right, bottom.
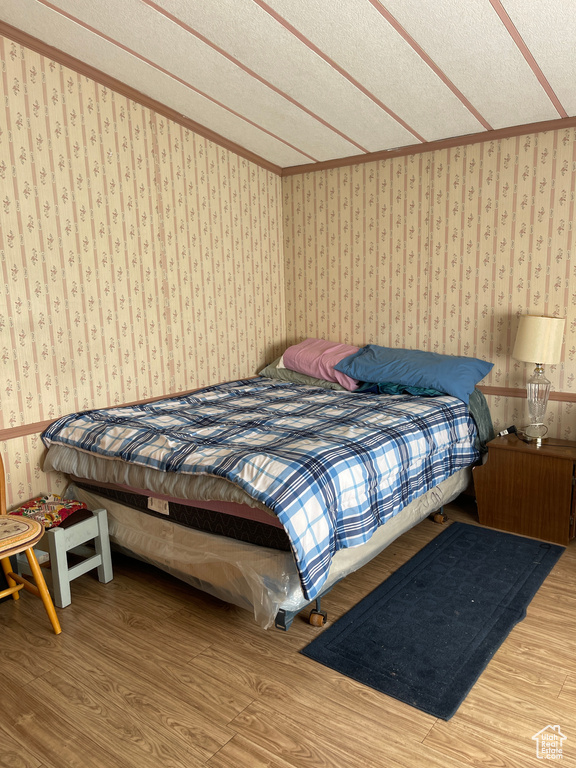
301, 522, 564, 719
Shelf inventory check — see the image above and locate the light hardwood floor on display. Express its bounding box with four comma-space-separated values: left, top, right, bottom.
1, 497, 575, 768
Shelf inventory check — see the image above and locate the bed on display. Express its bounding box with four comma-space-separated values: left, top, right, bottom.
41, 340, 493, 629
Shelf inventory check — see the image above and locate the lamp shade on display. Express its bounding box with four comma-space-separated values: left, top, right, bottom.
512, 315, 565, 364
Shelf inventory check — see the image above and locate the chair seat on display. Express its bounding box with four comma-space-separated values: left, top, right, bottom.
0, 515, 44, 558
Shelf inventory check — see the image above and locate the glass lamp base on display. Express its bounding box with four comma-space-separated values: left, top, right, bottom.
518, 423, 549, 446
526, 365, 550, 436
521, 364, 552, 447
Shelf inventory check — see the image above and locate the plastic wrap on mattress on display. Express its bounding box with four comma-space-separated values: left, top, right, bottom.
64, 467, 470, 629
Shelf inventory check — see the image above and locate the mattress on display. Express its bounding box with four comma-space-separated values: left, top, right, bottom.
71, 479, 291, 551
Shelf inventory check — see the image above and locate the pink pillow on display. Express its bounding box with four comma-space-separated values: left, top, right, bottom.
282, 338, 360, 391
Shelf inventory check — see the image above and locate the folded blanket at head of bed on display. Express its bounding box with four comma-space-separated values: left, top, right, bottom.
467, 387, 495, 452
42, 378, 481, 601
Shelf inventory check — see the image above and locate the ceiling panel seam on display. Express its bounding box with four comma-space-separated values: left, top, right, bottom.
368, 0, 492, 130
142, 0, 369, 154
489, 0, 567, 118
36, 0, 320, 162
252, 0, 427, 144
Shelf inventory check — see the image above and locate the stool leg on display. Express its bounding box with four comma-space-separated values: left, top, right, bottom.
1, 556, 20, 600
25, 548, 62, 635
94, 509, 113, 584
48, 526, 72, 608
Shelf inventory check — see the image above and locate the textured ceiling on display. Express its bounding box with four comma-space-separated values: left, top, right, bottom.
1, 0, 575, 171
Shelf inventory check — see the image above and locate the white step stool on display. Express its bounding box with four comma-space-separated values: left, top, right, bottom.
19, 508, 113, 608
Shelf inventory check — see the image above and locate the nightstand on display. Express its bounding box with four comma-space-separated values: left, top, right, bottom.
473, 434, 576, 546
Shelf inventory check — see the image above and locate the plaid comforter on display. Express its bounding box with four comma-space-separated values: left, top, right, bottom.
42, 378, 479, 600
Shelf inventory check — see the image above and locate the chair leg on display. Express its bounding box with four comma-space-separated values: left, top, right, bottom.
24, 548, 62, 635
1, 555, 20, 600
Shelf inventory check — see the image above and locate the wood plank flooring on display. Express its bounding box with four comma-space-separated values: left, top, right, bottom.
1, 497, 574, 768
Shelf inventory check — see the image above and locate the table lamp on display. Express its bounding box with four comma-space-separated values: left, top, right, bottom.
512, 314, 565, 444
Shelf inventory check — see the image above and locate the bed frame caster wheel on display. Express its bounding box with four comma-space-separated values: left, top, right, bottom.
432, 510, 448, 524
308, 609, 327, 627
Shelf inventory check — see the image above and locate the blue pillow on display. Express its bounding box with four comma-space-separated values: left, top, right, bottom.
335, 345, 493, 405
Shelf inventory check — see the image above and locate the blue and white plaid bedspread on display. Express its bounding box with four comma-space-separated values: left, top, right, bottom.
42, 378, 479, 600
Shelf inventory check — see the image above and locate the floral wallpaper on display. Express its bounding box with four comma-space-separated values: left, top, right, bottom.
283, 130, 576, 439
2, 32, 576, 508
0, 36, 285, 506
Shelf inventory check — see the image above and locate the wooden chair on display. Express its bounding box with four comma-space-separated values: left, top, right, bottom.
0, 455, 62, 634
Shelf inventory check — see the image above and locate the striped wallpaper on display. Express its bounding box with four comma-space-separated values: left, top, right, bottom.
0, 37, 285, 505
2, 33, 576, 507
283, 131, 576, 439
